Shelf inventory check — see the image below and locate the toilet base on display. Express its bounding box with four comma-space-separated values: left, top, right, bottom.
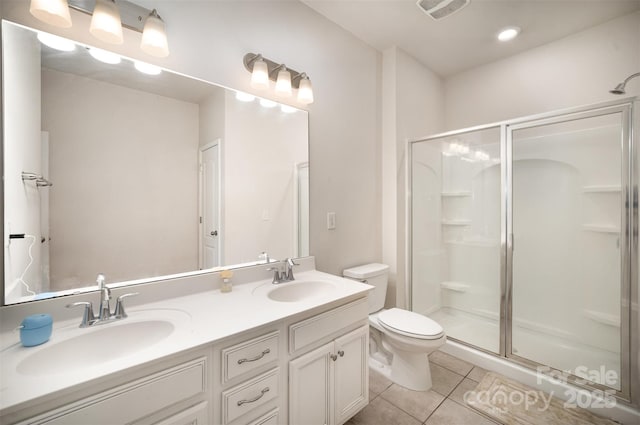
390, 350, 432, 391
369, 351, 434, 391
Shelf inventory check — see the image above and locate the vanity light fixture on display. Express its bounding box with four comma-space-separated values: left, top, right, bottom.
30, 0, 170, 58
29, 0, 72, 28
244, 53, 314, 104
89, 0, 123, 44
275, 65, 293, 97
140, 9, 170, 58
250, 56, 270, 90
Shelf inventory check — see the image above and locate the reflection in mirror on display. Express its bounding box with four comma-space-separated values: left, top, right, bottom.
2, 21, 309, 305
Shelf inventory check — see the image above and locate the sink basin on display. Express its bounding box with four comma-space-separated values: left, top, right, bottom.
267, 280, 336, 302
17, 310, 189, 376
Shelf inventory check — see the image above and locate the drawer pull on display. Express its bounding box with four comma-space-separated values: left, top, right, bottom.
237, 348, 270, 364
237, 387, 270, 406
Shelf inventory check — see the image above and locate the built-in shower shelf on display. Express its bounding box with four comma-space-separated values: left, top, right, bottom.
582, 185, 621, 193
441, 191, 472, 197
582, 224, 619, 233
442, 219, 471, 226
583, 309, 620, 328
440, 281, 470, 292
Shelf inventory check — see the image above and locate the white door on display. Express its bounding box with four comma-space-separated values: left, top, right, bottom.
334, 326, 369, 424
289, 342, 333, 425
200, 143, 219, 269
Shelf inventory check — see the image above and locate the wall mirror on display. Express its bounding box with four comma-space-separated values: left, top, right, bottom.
2, 21, 310, 305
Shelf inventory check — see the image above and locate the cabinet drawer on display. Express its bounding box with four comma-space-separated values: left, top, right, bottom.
152, 401, 209, 425
222, 331, 279, 383
221, 368, 279, 424
29, 357, 207, 425
247, 408, 278, 425
289, 298, 368, 353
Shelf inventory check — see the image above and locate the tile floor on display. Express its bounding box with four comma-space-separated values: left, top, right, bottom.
346, 350, 504, 425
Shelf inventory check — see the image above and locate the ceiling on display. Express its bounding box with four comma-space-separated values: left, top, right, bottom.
301, 0, 640, 77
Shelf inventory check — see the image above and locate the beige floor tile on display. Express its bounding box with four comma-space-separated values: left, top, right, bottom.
369, 368, 393, 395
467, 366, 489, 382
347, 396, 422, 425
425, 399, 499, 425
449, 378, 479, 406
431, 363, 465, 397
380, 384, 445, 422
429, 350, 474, 376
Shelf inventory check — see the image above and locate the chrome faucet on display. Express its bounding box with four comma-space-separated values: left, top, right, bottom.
284, 258, 299, 281
267, 258, 299, 284
67, 274, 138, 327
97, 273, 111, 321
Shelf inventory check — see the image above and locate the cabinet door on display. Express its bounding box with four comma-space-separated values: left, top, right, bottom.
289, 342, 333, 425
334, 326, 369, 425
152, 402, 209, 425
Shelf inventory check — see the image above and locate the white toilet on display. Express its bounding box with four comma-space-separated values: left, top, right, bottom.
343, 263, 446, 391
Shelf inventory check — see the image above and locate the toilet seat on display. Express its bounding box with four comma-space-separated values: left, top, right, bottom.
377, 308, 444, 340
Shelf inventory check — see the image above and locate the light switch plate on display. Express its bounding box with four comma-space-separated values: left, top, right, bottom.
327, 212, 336, 230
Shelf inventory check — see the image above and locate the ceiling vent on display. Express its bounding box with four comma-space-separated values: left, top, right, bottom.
416, 0, 470, 20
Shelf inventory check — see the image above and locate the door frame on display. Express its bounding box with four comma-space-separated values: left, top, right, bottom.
198, 139, 222, 269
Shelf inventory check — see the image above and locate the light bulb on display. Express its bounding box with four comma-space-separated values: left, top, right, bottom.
275, 67, 292, 97
30, 0, 72, 28
251, 58, 269, 90
141, 10, 170, 58
90, 0, 123, 45
297, 76, 314, 104
497, 26, 520, 42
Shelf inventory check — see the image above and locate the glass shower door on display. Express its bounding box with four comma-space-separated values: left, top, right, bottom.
410, 126, 502, 353
508, 109, 629, 392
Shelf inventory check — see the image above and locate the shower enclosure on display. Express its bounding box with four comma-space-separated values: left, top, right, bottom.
408, 98, 638, 402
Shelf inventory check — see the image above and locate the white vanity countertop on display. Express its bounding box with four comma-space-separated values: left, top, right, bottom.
0, 268, 372, 413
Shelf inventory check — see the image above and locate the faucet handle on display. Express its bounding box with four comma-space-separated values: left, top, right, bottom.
96, 273, 106, 288
259, 252, 271, 264
66, 301, 95, 328
114, 293, 139, 319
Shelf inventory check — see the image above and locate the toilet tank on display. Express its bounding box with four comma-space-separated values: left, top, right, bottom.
343, 263, 390, 314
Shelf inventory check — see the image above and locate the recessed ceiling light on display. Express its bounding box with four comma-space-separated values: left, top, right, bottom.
88, 47, 121, 64
37, 32, 76, 52
497, 26, 520, 42
134, 61, 162, 75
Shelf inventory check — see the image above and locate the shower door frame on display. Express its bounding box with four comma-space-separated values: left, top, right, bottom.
406, 97, 638, 403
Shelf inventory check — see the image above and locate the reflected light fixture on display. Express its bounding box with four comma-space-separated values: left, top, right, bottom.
134, 61, 162, 75
610, 72, 640, 95
88, 47, 121, 64
140, 9, 170, 58
29, 0, 171, 58
243, 53, 314, 104
260, 99, 277, 108
90, 0, 123, 44
29, 0, 72, 28
236, 91, 256, 102
37, 32, 76, 51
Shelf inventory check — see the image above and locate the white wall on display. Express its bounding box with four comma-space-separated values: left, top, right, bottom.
0, 0, 382, 277
42, 69, 199, 289
3, 22, 43, 301
445, 11, 640, 130
382, 46, 444, 308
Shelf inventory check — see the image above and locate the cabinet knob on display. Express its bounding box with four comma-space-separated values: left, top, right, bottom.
338, 350, 344, 357
330, 354, 338, 361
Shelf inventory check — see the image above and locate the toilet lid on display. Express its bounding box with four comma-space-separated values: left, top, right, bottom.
377, 308, 444, 340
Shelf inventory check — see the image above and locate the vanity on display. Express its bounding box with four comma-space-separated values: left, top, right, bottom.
0, 257, 372, 424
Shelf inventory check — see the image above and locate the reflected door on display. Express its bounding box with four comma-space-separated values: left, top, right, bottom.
509, 109, 628, 392
200, 142, 220, 269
